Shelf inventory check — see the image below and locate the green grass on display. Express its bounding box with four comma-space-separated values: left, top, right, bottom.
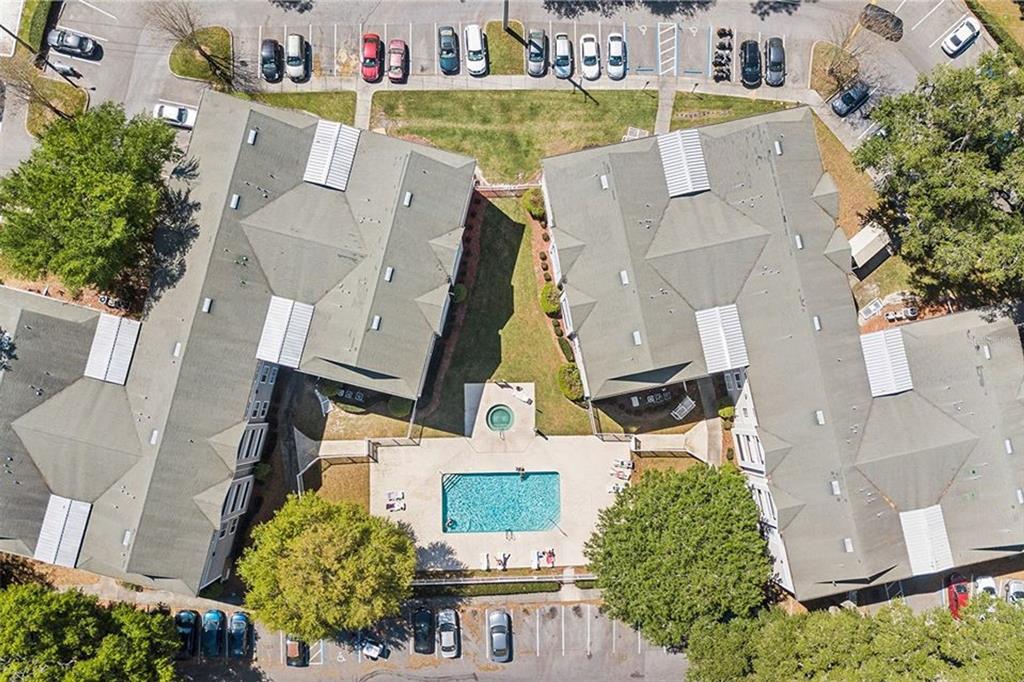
241, 92, 357, 126
372, 90, 658, 183
418, 198, 591, 437
967, 0, 1024, 65
413, 581, 561, 598
484, 20, 525, 75
575, 579, 599, 590
26, 79, 87, 137
670, 92, 795, 131
18, 0, 51, 54
168, 27, 232, 83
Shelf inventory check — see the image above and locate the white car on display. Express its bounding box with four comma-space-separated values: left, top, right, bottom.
975, 576, 998, 599
941, 17, 980, 57
464, 24, 487, 76
1006, 579, 1024, 605
553, 32, 572, 79
580, 34, 600, 80
437, 608, 460, 659
152, 103, 197, 130
607, 33, 626, 80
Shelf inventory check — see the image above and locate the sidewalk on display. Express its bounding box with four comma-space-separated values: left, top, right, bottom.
0, 96, 36, 174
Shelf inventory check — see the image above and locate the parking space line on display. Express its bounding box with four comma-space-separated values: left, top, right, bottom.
929, 12, 967, 47
637, 628, 642, 654
911, 0, 944, 31
857, 121, 881, 140
535, 609, 540, 656
279, 631, 284, 664
282, 23, 287, 46
333, 24, 337, 76
433, 22, 437, 75
257, 25, 262, 66
586, 604, 592, 656
612, 619, 616, 653
158, 97, 196, 108
383, 22, 388, 47
484, 609, 490, 659
561, 605, 566, 656
77, 0, 116, 20
895, 0, 909, 13
55, 25, 107, 43
598, 20, 602, 45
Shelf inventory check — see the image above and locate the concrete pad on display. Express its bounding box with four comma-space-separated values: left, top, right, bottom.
0, 0, 24, 58
464, 381, 536, 452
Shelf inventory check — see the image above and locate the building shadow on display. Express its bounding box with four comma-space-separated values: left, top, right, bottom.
0, 552, 51, 588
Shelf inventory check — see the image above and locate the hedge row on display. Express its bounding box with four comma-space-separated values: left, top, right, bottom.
413, 581, 562, 598
964, 0, 1024, 66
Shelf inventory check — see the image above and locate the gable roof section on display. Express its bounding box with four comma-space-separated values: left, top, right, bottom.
657, 129, 710, 197
303, 120, 361, 190
899, 505, 955, 576
695, 305, 749, 373
83, 314, 140, 385
33, 495, 91, 568
860, 329, 913, 397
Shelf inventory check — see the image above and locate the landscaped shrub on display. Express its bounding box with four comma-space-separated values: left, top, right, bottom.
539, 283, 561, 317
541, 261, 549, 271
718, 404, 735, 430
543, 272, 552, 282
318, 379, 343, 396
558, 336, 574, 362
338, 402, 368, 415
414, 581, 561, 598
388, 396, 414, 418
539, 251, 548, 261
452, 283, 467, 303
542, 232, 550, 242
254, 461, 273, 483
558, 363, 584, 401
522, 187, 546, 221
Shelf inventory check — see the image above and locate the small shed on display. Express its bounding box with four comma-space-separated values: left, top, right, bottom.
849, 222, 892, 271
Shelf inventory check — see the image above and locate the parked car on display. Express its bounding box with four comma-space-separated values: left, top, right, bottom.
152, 103, 198, 130
1006, 579, 1024, 605
174, 610, 200, 660
437, 608, 460, 659
360, 634, 386, 660
260, 38, 283, 82
975, 576, 998, 599
285, 33, 307, 81
830, 80, 870, 117
580, 34, 600, 80
860, 4, 904, 41
387, 39, 408, 83
527, 29, 547, 77
947, 572, 970, 619
764, 37, 785, 87
413, 607, 435, 654
438, 25, 459, 74
227, 612, 252, 659
488, 609, 511, 663
464, 24, 487, 76
941, 17, 981, 57
553, 33, 572, 79
200, 610, 226, 658
740, 39, 761, 88
361, 33, 383, 82
285, 635, 309, 667
607, 33, 626, 80
47, 29, 97, 58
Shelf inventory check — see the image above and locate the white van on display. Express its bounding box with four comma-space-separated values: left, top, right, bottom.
464, 24, 487, 76
285, 33, 306, 81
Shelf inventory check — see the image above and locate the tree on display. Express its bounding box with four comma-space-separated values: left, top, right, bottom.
0, 583, 177, 681
237, 494, 416, 641
584, 467, 771, 646
818, 17, 868, 93
145, 1, 242, 90
854, 50, 1024, 302
0, 102, 179, 293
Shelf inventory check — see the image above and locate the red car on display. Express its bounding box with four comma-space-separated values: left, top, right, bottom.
361, 33, 383, 82
387, 39, 408, 83
947, 572, 970, 619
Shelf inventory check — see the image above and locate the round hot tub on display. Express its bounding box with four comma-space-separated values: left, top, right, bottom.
486, 404, 515, 432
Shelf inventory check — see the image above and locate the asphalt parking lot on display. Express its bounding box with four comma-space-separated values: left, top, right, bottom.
178, 600, 687, 681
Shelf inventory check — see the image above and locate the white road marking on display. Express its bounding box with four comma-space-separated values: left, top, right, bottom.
930, 13, 967, 48
910, 0, 944, 31
257, 25, 262, 65
77, 0, 116, 21
333, 23, 337, 76
637, 628, 642, 654
433, 21, 437, 75
535, 609, 540, 656
895, 0, 910, 13
310, 639, 324, 665
484, 609, 490, 659
586, 604, 592, 656
55, 25, 107, 42
561, 605, 566, 656
857, 121, 881, 140
612, 619, 616, 653
279, 631, 284, 664
283, 23, 287, 46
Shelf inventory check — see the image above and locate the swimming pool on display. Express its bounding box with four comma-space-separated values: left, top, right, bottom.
441, 472, 561, 533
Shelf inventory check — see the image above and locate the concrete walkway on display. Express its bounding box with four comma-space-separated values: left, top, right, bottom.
0, 97, 36, 174
654, 83, 675, 134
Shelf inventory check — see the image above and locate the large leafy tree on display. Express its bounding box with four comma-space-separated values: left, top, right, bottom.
854, 50, 1024, 301
584, 466, 771, 646
690, 596, 1024, 681
0, 583, 177, 681
237, 494, 416, 641
0, 102, 179, 293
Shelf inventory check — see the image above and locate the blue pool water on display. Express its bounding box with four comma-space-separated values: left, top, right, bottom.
441, 472, 561, 533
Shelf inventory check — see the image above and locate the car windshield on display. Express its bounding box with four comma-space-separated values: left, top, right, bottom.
529, 43, 542, 61
441, 45, 454, 57
950, 33, 963, 46
288, 54, 302, 65
469, 49, 482, 60
955, 584, 969, 594
362, 56, 377, 67
555, 52, 569, 66
492, 630, 507, 654
175, 109, 186, 122
609, 53, 622, 66
584, 53, 596, 66
1013, 590, 1024, 601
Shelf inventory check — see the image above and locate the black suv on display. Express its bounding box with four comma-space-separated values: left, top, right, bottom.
413, 607, 435, 654
740, 40, 761, 88
261, 39, 283, 82
831, 80, 871, 117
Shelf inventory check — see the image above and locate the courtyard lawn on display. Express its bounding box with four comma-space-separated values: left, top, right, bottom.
670, 92, 794, 131
809, 42, 858, 100
485, 20, 526, 75
317, 462, 370, 511
371, 90, 658, 183
241, 91, 357, 125
417, 198, 590, 436
168, 26, 232, 83
27, 80, 88, 137
969, 0, 1024, 63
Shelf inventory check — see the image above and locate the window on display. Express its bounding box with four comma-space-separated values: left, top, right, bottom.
258, 400, 270, 419
228, 518, 238, 535
731, 371, 745, 390
218, 524, 227, 539
724, 373, 735, 392
260, 365, 271, 383
237, 426, 265, 463
249, 400, 260, 419
268, 366, 278, 385
223, 477, 254, 518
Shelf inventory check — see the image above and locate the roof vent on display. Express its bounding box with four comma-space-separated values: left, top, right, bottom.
812, 315, 822, 331
600, 174, 609, 190
230, 194, 240, 209
632, 330, 642, 346
403, 191, 413, 207
202, 298, 212, 313
371, 315, 381, 331
815, 410, 826, 425
830, 479, 841, 496
247, 129, 258, 145
843, 537, 854, 553
774, 140, 783, 156
619, 270, 629, 285
983, 344, 991, 360
1017, 489, 1024, 505
1006, 438, 1015, 455
384, 266, 394, 282
149, 430, 159, 445
121, 530, 132, 547
794, 234, 804, 250
172, 342, 182, 358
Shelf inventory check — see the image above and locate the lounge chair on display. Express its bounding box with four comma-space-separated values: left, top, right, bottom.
614, 459, 634, 470
385, 500, 406, 512
481, 552, 490, 571
386, 490, 404, 501
531, 550, 541, 570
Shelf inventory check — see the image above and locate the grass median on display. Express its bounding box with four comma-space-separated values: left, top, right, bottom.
372, 90, 657, 183
27, 80, 88, 137
484, 20, 525, 75
169, 26, 232, 83
18, 0, 51, 54
670, 92, 795, 131
240, 92, 357, 125
967, 0, 1024, 64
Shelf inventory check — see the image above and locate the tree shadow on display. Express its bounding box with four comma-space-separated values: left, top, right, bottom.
142, 186, 201, 315
750, 0, 815, 19
269, 0, 315, 12
0, 552, 51, 588
542, 0, 715, 18
416, 541, 468, 571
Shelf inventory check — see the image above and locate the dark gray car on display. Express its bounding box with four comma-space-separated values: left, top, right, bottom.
764, 37, 785, 87
47, 29, 96, 58
488, 610, 511, 663
830, 80, 871, 117
527, 29, 546, 77
438, 26, 459, 74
